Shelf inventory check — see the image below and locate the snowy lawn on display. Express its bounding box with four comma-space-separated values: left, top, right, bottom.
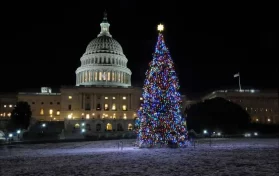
0, 138, 278, 176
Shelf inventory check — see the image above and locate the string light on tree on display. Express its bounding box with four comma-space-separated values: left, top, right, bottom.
136, 24, 188, 148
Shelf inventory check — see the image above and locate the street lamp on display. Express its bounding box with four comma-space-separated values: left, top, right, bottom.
42, 123, 46, 127
81, 129, 85, 133
9, 133, 13, 138
203, 130, 208, 134
17, 130, 21, 134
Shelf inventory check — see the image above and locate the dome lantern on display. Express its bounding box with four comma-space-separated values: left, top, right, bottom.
98, 10, 112, 37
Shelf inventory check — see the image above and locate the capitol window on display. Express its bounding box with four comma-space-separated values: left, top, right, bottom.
99, 72, 102, 81
123, 96, 126, 100
49, 109, 53, 115
123, 113, 127, 119
68, 96, 72, 99
122, 105, 127, 111
112, 72, 115, 81
128, 124, 133, 131
104, 104, 109, 110
40, 109, 44, 115
103, 71, 106, 80
94, 72, 98, 81
56, 111, 60, 115
106, 123, 112, 131
108, 72, 110, 81
9, 104, 12, 108
3, 105, 6, 108
105, 97, 108, 99
112, 97, 115, 99
118, 72, 120, 82
112, 104, 116, 110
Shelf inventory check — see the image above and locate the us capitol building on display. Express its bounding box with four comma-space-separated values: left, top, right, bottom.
1, 13, 153, 134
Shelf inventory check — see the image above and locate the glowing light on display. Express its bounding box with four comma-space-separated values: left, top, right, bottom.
203, 130, 208, 134
49, 109, 53, 115
105, 104, 108, 110
42, 123, 46, 127
9, 133, 13, 138
140, 97, 143, 100
105, 97, 108, 99
122, 105, 127, 111
254, 132, 258, 136
40, 109, 44, 115
67, 114, 72, 119
9, 104, 12, 108
267, 118, 271, 122
86, 114, 90, 119
17, 130, 21, 134
157, 24, 164, 32
217, 132, 221, 136
123, 97, 126, 100
56, 111, 60, 115
68, 96, 72, 99
81, 129, 85, 133
244, 133, 251, 137
112, 104, 116, 110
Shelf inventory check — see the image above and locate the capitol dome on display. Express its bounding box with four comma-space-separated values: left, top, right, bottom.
76, 12, 132, 87
85, 36, 124, 55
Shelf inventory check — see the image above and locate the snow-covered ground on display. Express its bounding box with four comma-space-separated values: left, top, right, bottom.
0, 138, 278, 175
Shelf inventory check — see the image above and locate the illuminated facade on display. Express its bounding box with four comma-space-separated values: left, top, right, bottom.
202, 89, 279, 124
0, 12, 187, 135
2, 12, 141, 135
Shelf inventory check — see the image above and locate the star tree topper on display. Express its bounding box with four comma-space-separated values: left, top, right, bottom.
157, 24, 164, 32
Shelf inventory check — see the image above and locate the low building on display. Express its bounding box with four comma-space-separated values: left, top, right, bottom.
17, 87, 61, 121
202, 89, 279, 124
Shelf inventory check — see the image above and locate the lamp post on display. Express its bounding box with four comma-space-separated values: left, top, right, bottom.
17, 130, 21, 140
41, 123, 46, 134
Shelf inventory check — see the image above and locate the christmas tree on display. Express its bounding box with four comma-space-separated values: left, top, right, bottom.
136, 24, 187, 148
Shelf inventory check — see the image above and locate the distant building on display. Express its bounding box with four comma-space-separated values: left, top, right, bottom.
202, 89, 279, 124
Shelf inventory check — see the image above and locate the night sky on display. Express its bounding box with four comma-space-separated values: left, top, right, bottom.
0, 1, 277, 98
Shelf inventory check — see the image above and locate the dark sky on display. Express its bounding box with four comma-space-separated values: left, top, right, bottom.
0, 1, 277, 98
